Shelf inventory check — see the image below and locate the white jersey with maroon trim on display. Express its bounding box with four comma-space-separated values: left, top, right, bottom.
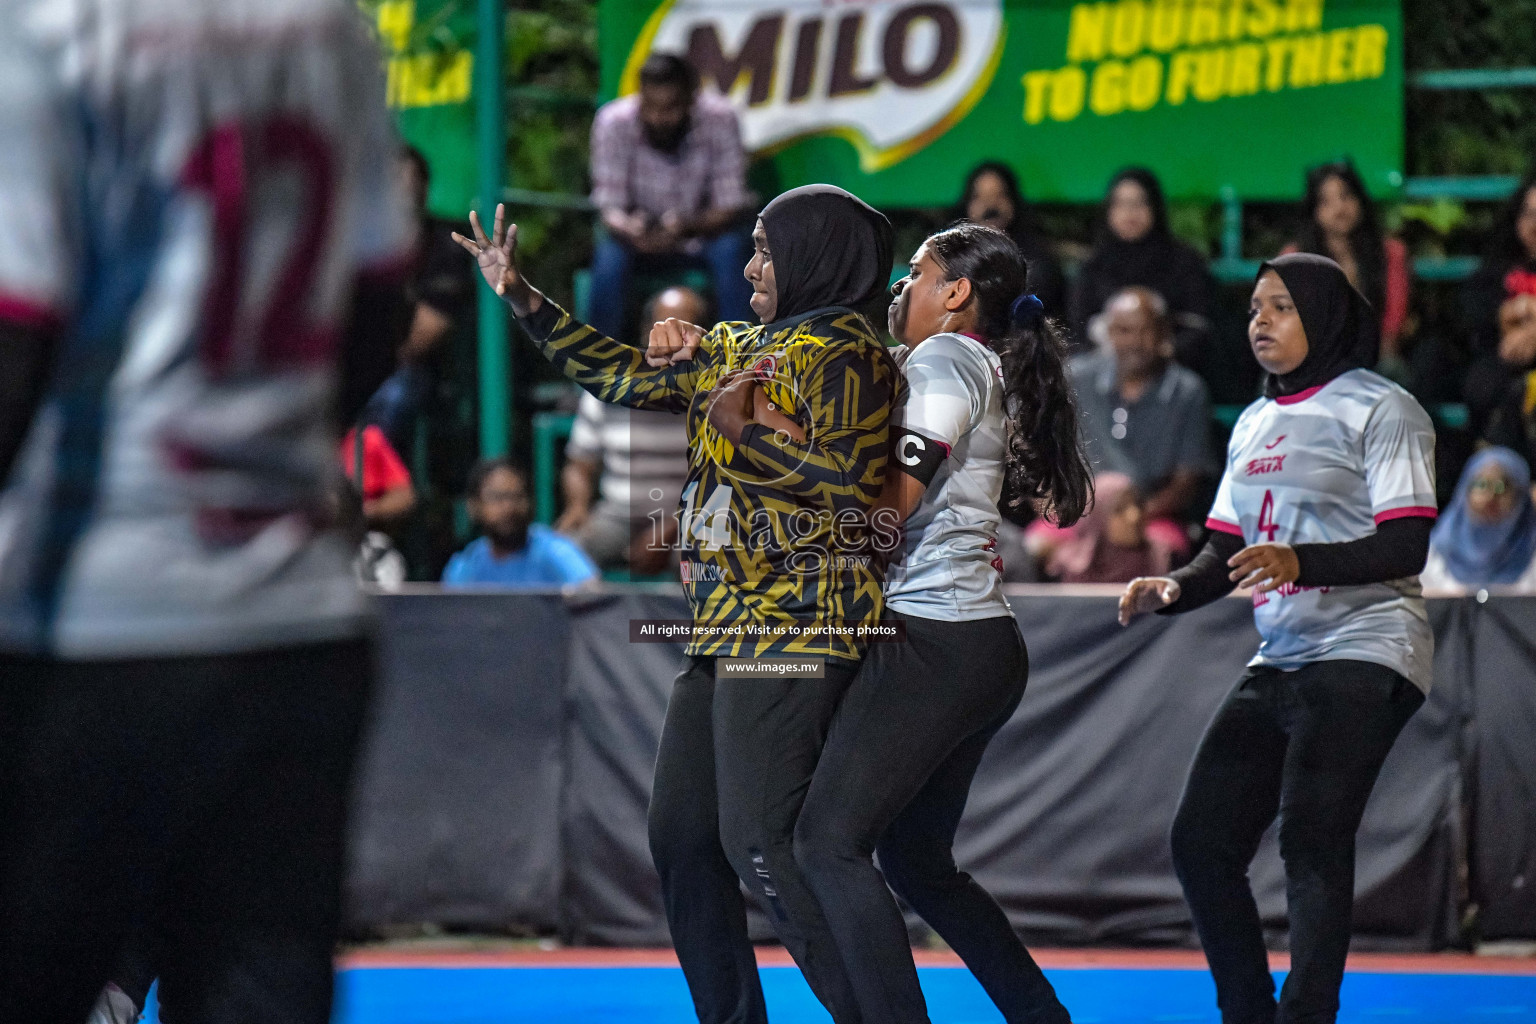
0, 0, 414, 658
1206, 368, 1437, 692
882, 333, 1012, 621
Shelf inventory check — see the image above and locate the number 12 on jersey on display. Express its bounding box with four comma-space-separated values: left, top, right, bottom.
180, 116, 337, 377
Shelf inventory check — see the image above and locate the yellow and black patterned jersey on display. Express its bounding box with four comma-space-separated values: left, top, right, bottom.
518, 298, 899, 661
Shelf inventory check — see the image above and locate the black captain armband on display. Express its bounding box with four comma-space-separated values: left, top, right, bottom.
892, 427, 950, 486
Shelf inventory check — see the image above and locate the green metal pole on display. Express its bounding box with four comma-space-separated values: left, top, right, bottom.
532, 412, 574, 524
1410, 67, 1536, 91
475, 0, 510, 458
1220, 185, 1242, 263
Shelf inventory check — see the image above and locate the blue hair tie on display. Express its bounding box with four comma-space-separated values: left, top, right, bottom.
1009, 293, 1045, 328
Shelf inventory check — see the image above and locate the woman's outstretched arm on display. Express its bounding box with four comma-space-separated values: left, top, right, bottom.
454, 204, 705, 413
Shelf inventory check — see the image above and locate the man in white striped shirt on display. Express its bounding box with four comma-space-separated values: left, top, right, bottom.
559, 287, 697, 573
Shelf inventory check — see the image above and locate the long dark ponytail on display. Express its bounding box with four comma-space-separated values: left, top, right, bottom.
925, 222, 1094, 526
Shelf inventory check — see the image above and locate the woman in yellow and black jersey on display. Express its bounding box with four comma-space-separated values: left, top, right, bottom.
466, 193, 896, 658
456, 185, 897, 1024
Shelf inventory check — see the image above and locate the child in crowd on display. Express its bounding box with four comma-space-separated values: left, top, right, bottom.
1041, 473, 1175, 584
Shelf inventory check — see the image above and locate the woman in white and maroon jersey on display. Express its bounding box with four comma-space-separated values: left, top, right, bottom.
793, 223, 1092, 1024
1120, 253, 1437, 1024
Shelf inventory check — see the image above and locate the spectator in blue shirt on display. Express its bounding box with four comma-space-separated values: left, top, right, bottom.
443, 458, 598, 587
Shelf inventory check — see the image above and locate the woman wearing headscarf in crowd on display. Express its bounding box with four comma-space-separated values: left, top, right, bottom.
1422, 447, 1536, 591
1068, 167, 1214, 366
1045, 473, 1174, 584
1283, 160, 1410, 374
791, 222, 1092, 1024
1120, 253, 1436, 1024
954, 161, 1067, 316
454, 185, 901, 1024
1462, 172, 1536, 428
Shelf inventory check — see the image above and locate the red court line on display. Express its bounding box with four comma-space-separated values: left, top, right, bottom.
338, 947, 1536, 975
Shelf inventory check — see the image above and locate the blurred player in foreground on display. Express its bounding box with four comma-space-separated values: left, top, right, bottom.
0, 1, 412, 1020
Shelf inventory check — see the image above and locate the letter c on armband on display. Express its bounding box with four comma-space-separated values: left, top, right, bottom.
894, 428, 947, 486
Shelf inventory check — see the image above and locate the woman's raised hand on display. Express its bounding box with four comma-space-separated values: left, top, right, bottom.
452, 203, 533, 312
1118, 576, 1181, 625
646, 317, 705, 367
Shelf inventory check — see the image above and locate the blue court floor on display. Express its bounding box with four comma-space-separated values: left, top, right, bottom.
308, 956, 1536, 1024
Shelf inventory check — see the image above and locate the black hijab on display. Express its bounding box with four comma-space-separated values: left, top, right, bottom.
1258, 252, 1379, 398
953, 161, 1040, 250
1099, 166, 1172, 244
1094, 166, 1175, 283
1078, 167, 1208, 324
759, 184, 893, 324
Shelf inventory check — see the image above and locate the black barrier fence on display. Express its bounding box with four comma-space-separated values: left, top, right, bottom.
344, 588, 1536, 948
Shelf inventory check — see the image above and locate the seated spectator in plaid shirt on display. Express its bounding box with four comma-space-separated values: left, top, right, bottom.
587, 53, 754, 339
558, 286, 697, 575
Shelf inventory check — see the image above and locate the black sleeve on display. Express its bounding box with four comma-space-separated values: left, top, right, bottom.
0, 322, 59, 485
1158, 530, 1244, 615
336, 272, 411, 427
518, 297, 563, 341
1293, 516, 1434, 588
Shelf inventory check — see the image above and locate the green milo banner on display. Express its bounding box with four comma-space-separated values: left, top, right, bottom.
600, 0, 1404, 205
366, 0, 478, 218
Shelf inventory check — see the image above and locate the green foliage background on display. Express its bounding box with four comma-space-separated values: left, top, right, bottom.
359, 0, 1536, 340
498, 0, 599, 313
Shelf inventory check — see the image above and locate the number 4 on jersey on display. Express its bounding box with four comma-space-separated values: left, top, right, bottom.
679, 482, 734, 551
1258, 489, 1280, 543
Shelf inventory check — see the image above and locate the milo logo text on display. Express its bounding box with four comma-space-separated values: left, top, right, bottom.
622, 1, 1005, 171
